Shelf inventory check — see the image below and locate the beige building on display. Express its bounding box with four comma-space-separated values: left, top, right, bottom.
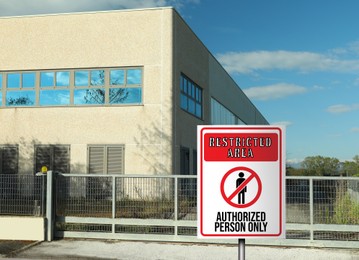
0, 7, 268, 176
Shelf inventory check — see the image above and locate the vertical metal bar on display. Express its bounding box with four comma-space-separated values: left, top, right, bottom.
41, 175, 46, 216
174, 176, 178, 236
112, 175, 116, 233
46, 171, 53, 241
238, 239, 245, 260
309, 178, 314, 241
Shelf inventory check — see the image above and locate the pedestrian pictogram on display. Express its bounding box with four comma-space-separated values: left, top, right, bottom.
220, 166, 262, 208
236, 172, 246, 204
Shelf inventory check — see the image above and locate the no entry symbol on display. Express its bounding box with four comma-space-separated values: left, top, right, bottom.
220, 166, 262, 208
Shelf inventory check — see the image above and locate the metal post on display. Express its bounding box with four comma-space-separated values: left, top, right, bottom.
112, 175, 116, 233
46, 171, 54, 241
309, 178, 314, 242
238, 239, 245, 260
174, 176, 178, 236
41, 175, 46, 216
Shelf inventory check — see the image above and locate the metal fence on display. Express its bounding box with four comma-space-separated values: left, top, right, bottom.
54, 174, 359, 248
0, 174, 46, 216
0, 173, 357, 247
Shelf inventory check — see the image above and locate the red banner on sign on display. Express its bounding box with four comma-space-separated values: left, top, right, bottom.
203, 133, 278, 161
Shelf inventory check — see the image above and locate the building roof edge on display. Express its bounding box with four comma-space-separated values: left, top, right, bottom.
0, 6, 174, 20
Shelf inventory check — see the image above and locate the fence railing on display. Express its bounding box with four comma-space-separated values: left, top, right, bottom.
0, 173, 358, 247
54, 174, 359, 248
0, 174, 46, 217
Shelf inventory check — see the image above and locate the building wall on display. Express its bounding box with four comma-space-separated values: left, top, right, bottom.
172, 10, 268, 175
0, 8, 174, 175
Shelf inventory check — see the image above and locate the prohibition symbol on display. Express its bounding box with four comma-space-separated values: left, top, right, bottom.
220, 166, 262, 208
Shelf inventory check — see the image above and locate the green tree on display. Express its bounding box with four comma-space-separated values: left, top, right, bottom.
301, 155, 340, 176
342, 155, 359, 177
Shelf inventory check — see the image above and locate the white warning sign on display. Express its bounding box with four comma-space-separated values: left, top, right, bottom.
197, 126, 285, 238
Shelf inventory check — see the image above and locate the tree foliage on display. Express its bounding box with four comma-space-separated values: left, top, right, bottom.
84, 70, 129, 104
7, 96, 34, 106
301, 155, 340, 176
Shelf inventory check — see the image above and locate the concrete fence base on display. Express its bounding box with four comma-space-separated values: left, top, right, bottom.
0, 216, 45, 241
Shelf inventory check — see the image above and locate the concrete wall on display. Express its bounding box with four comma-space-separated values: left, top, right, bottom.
0, 8, 174, 175
0, 217, 44, 240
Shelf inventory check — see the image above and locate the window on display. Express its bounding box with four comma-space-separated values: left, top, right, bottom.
88, 145, 124, 174
34, 145, 70, 173
1, 67, 143, 108
0, 146, 18, 175
211, 98, 245, 125
180, 74, 202, 119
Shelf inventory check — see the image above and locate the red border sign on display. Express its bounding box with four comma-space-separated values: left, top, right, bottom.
198, 126, 285, 238
220, 166, 262, 208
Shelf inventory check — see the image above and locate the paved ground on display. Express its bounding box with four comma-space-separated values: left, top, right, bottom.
0, 241, 37, 258
2, 239, 358, 260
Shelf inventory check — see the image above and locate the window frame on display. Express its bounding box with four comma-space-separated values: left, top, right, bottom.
0, 67, 143, 108
180, 73, 203, 119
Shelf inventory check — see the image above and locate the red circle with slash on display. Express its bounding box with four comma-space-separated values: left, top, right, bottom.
220, 166, 262, 208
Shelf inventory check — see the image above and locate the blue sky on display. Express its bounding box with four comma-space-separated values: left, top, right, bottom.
1, 0, 358, 164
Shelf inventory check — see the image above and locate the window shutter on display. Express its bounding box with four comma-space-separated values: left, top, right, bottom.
1, 146, 18, 175
35, 146, 51, 173
107, 146, 124, 174
53, 146, 70, 173
89, 146, 105, 174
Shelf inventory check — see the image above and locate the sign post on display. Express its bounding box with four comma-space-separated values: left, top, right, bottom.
197, 126, 285, 259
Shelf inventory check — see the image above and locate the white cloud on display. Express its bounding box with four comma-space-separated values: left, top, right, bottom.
350, 127, 359, 133
243, 83, 307, 101
0, 0, 194, 16
326, 104, 359, 114
271, 121, 293, 127
216, 50, 359, 74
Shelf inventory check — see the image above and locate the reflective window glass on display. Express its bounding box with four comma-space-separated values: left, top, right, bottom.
127, 69, 142, 84
74, 89, 105, 105
0, 93, 2, 106
180, 74, 202, 119
180, 94, 187, 110
183, 78, 188, 93
196, 103, 202, 118
91, 70, 105, 86
40, 90, 70, 106
188, 99, 195, 114
40, 72, 54, 87
56, 72, 70, 87
110, 88, 141, 104
6, 91, 35, 106
75, 71, 89, 86
0, 74, 2, 88
7, 73, 20, 88
22, 73, 35, 88
110, 70, 124, 85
